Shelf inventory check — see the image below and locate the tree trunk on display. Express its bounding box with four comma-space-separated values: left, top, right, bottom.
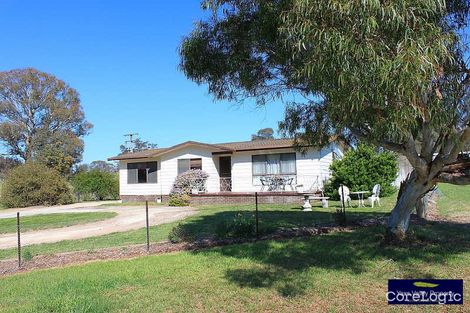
386, 173, 430, 241
416, 189, 440, 219
416, 193, 429, 219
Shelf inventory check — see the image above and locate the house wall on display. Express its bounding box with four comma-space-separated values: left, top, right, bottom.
118, 143, 343, 200
119, 145, 222, 199
118, 157, 161, 197
231, 144, 341, 192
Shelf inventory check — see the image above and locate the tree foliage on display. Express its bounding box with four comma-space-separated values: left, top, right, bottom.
180, 0, 470, 239
120, 138, 158, 154
0, 68, 92, 174
1, 162, 73, 208
251, 127, 274, 140
324, 144, 398, 199
0, 156, 20, 179
71, 169, 119, 201
75, 160, 117, 174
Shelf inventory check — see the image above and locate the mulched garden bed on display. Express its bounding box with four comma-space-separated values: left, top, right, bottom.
0, 220, 385, 277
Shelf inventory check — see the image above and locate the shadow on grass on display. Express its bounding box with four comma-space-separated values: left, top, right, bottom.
175, 206, 389, 241
182, 209, 469, 297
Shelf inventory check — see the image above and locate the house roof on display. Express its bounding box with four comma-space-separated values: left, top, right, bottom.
108, 138, 299, 161
215, 138, 295, 151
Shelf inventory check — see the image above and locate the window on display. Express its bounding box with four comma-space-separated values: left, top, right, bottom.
177, 158, 202, 175
252, 153, 296, 185
127, 162, 157, 184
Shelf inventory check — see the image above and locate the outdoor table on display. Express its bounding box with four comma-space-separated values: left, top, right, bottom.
267, 176, 288, 191
302, 194, 330, 211
350, 191, 368, 207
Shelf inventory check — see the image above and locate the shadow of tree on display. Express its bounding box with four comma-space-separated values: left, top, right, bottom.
183, 210, 469, 297
176, 208, 389, 241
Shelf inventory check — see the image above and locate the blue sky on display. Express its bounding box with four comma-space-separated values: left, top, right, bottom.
0, 1, 287, 163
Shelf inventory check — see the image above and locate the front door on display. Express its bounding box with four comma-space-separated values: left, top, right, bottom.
219, 156, 232, 191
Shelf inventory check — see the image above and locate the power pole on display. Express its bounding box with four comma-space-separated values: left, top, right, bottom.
124, 133, 139, 153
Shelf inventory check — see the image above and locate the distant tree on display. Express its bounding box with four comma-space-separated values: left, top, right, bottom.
89, 160, 117, 173
0, 156, 20, 178
119, 138, 158, 154
251, 128, 274, 141
0, 68, 93, 174
35, 144, 78, 176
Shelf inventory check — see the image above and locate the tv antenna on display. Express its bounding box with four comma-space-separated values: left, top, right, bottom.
124, 133, 139, 152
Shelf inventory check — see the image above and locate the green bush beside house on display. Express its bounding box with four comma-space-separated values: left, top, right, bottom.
324, 144, 398, 199
71, 170, 119, 201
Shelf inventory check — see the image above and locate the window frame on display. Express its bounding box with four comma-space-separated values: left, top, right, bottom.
251, 153, 297, 177
127, 161, 158, 184
177, 158, 203, 175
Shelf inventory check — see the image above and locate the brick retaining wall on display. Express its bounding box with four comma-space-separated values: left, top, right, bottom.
121, 192, 303, 206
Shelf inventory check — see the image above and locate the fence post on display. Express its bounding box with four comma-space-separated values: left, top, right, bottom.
16, 212, 21, 268
145, 201, 150, 252
255, 192, 259, 238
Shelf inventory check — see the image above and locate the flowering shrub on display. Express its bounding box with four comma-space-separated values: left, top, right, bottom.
169, 169, 209, 206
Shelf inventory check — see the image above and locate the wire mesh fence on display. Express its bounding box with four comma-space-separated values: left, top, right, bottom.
0, 188, 421, 270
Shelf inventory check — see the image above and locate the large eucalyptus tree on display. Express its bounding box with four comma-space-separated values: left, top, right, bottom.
0, 68, 92, 174
180, 0, 470, 240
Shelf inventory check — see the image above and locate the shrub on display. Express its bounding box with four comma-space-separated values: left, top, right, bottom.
215, 212, 256, 239
169, 169, 209, 206
168, 223, 192, 243
71, 169, 119, 201
22, 250, 33, 261
324, 144, 398, 199
1, 162, 73, 208
170, 169, 209, 195
168, 193, 191, 206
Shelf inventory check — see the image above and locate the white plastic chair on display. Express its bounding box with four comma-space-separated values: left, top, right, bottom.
368, 184, 381, 207
338, 185, 352, 207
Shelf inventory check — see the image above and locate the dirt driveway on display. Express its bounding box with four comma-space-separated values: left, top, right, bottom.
0, 202, 197, 249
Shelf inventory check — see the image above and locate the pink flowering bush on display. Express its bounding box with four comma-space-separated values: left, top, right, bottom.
169, 169, 209, 206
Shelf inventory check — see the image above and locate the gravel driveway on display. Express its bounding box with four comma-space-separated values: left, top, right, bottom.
0, 202, 197, 249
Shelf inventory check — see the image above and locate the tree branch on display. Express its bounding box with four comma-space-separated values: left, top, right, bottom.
437, 172, 470, 185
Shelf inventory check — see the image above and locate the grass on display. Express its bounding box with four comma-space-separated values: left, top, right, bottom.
0, 184, 467, 260
0, 212, 117, 234
0, 223, 468, 312
0, 184, 468, 312
434, 183, 470, 219
0, 197, 393, 260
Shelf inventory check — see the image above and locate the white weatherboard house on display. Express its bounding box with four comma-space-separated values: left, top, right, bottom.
109, 139, 343, 203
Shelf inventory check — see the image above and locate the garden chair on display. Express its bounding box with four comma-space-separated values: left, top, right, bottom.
260, 177, 268, 191
338, 185, 352, 207
368, 184, 381, 207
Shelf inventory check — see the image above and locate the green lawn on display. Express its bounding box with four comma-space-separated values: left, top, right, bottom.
0, 212, 117, 234
0, 184, 469, 312
0, 224, 468, 312
0, 184, 467, 261
434, 184, 470, 219
0, 198, 392, 260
